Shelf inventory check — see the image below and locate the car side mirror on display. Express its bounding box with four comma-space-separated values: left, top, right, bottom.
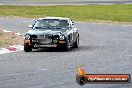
29, 25, 33, 28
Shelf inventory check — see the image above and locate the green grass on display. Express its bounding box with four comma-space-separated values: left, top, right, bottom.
0, 40, 9, 48
0, 5, 132, 22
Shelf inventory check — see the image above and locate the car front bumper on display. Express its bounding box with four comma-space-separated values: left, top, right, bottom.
34, 44, 57, 48
24, 39, 66, 48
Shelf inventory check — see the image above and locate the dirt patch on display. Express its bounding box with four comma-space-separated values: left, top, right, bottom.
0, 30, 24, 48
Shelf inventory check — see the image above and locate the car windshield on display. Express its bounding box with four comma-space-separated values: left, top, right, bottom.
33, 19, 69, 29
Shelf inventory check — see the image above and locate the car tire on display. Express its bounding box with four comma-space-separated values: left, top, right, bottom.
62, 39, 70, 51
73, 37, 79, 48
24, 44, 32, 52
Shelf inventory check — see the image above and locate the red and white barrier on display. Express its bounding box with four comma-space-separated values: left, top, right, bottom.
0, 45, 23, 55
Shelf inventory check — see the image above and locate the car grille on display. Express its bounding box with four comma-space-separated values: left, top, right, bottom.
37, 35, 52, 44
38, 39, 52, 44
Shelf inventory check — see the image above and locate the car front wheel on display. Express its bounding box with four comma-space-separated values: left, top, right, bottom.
62, 39, 70, 51
73, 37, 79, 48
24, 44, 32, 52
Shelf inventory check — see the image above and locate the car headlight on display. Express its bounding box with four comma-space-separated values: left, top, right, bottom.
25, 34, 30, 40
59, 35, 65, 40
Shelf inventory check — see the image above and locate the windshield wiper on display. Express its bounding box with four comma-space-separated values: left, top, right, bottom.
35, 27, 47, 29
53, 27, 62, 29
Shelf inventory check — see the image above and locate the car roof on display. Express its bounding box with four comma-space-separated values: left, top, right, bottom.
38, 17, 70, 20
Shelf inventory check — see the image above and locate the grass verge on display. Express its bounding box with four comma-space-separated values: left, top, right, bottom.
0, 5, 132, 22
0, 30, 24, 48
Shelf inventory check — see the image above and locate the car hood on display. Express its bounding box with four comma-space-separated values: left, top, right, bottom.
26, 29, 69, 35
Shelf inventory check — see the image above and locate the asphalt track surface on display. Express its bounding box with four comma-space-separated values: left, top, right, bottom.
0, 17, 132, 88
0, 0, 132, 5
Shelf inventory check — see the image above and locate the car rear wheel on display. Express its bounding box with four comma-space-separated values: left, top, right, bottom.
24, 44, 32, 52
